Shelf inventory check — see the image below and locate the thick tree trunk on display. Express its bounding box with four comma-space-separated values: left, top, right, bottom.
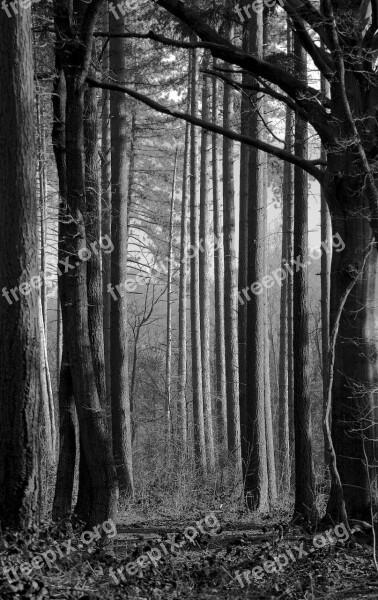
244, 9, 268, 510
212, 59, 227, 459
109, 11, 134, 495
101, 9, 112, 424
293, 37, 317, 520
278, 101, 293, 495
222, 20, 242, 483
190, 46, 207, 474
200, 57, 215, 471
0, 3, 41, 528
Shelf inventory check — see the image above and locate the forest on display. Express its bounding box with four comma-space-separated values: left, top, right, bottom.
1, 0, 378, 598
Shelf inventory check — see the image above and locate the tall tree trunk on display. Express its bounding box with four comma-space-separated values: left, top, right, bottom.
190, 46, 207, 474
109, 10, 134, 495
166, 148, 178, 442
278, 21, 293, 495
238, 28, 250, 474
200, 58, 215, 471
321, 71, 331, 469
101, 9, 112, 425
51, 59, 77, 522
244, 8, 268, 510
293, 36, 317, 520
178, 108, 190, 454
0, 2, 41, 528
222, 15, 242, 484
212, 60, 227, 459
54, 2, 119, 526
36, 89, 48, 327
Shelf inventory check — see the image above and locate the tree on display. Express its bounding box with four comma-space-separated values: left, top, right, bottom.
200, 57, 215, 470
54, 0, 118, 526
0, 0, 41, 528
190, 46, 207, 474
109, 8, 134, 495
92, 0, 378, 520
292, 34, 317, 520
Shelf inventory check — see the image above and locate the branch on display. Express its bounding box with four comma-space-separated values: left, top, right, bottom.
152, 0, 335, 144
87, 76, 325, 182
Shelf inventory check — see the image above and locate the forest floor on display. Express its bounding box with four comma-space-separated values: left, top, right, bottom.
1, 505, 378, 600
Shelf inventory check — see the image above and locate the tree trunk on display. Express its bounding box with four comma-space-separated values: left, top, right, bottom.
178, 113, 190, 453
244, 8, 268, 510
0, 2, 41, 528
166, 148, 178, 441
222, 18, 242, 483
101, 9, 112, 425
212, 59, 227, 459
54, 1, 119, 525
190, 46, 207, 474
293, 36, 317, 520
238, 27, 250, 475
109, 10, 134, 495
278, 20, 293, 495
200, 57, 215, 471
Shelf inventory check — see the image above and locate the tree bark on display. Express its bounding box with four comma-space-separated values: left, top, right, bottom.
0, 2, 41, 528
244, 8, 268, 510
293, 35, 317, 520
109, 9, 134, 495
222, 16, 242, 484
212, 59, 227, 460
200, 56, 215, 471
190, 46, 207, 474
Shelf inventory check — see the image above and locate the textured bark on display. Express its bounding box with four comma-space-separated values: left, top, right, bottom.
238, 27, 250, 472
320, 72, 331, 469
222, 16, 242, 482
212, 60, 227, 458
200, 55, 215, 471
0, 3, 40, 528
244, 9, 268, 510
101, 9, 112, 424
84, 57, 107, 410
278, 21, 293, 495
109, 11, 134, 495
190, 46, 207, 474
293, 36, 317, 520
54, 1, 119, 526
178, 114, 190, 452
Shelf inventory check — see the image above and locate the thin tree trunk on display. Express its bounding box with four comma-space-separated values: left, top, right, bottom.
212, 59, 227, 459
36, 89, 48, 327
109, 10, 134, 495
0, 2, 41, 528
190, 45, 207, 474
178, 107, 190, 453
222, 16, 242, 484
166, 148, 178, 441
321, 71, 331, 469
293, 35, 317, 520
238, 28, 250, 473
200, 57, 215, 471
